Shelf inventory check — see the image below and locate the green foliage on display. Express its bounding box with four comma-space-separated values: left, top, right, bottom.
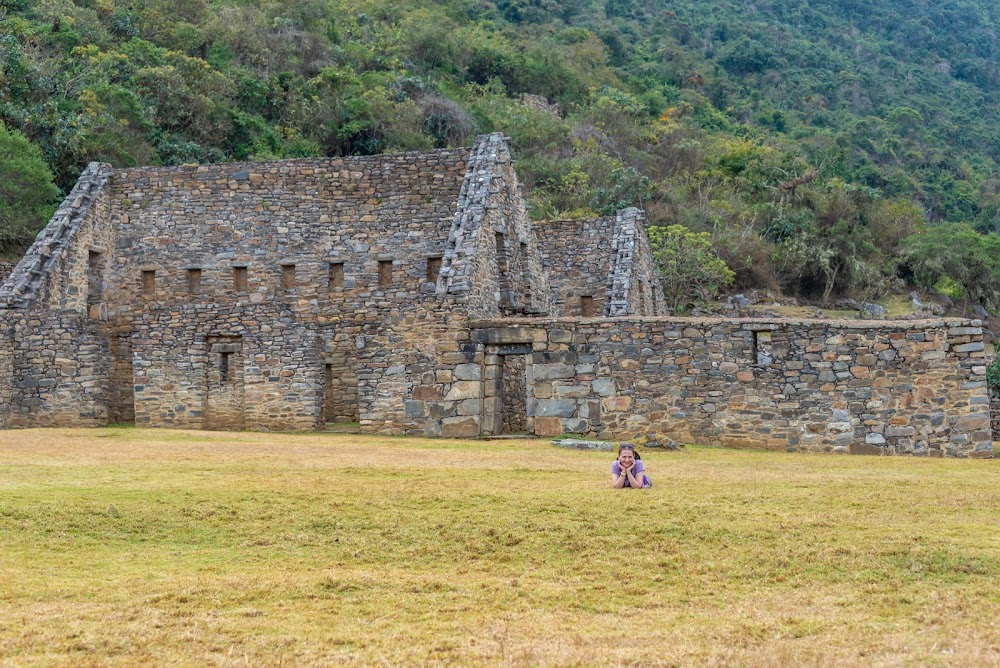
0, 122, 60, 254
902, 223, 1000, 312
987, 344, 1000, 399
647, 224, 735, 312
0, 0, 999, 297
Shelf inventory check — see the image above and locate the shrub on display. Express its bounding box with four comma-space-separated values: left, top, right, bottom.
648, 224, 735, 311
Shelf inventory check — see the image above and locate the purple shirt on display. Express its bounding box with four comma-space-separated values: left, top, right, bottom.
611, 460, 650, 487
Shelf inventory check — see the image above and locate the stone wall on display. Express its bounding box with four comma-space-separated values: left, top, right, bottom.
0, 163, 114, 313
606, 208, 666, 317
437, 134, 551, 317
5, 311, 111, 427
0, 318, 11, 428
105, 150, 470, 319
132, 304, 323, 431
536, 217, 615, 317
535, 210, 666, 319
0, 134, 990, 456
446, 316, 991, 456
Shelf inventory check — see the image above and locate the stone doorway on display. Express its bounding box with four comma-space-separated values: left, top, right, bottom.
484, 344, 531, 435
322, 354, 359, 426
109, 332, 135, 424
204, 335, 244, 430
500, 354, 528, 434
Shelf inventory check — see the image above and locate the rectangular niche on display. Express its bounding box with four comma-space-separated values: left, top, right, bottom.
329, 262, 345, 289
754, 330, 773, 366
141, 270, 155, 297
87, 250, 105, 306
378, 260, 393, 288
426, 257, 442, 282
187, 268, 202, 295
281, 264, 296, 291
232, 266, 248, 293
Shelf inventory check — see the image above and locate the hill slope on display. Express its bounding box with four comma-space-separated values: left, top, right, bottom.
3, 0, 1000, 305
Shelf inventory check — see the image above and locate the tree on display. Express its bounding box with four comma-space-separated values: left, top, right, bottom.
648, 224, 735, 312
0, 123, 61, 256
901, 223, 1000, 313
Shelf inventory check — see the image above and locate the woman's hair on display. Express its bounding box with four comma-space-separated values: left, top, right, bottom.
617, 443, 641, 460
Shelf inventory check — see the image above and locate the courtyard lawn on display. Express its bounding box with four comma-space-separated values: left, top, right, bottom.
3, 430, 1000, 666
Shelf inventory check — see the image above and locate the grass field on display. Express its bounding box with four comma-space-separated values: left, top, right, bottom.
4, 429, 1000, 666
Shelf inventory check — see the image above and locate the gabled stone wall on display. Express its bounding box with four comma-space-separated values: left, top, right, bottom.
535, 217, 615, 317
437, 134, 551, 317
106, 150, 469, 318
606, 208, 666, 317
0, 163, 114, 313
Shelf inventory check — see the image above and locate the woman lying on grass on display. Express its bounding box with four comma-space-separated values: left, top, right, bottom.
611, 443, 651, 489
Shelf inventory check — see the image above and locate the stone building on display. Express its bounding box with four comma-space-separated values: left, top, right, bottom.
0, 133, 992, 456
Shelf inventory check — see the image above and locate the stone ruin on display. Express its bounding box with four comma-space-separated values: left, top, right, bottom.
0, 133, 992, 456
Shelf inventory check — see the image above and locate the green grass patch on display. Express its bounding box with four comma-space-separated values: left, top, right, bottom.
2, 429, 1000, 665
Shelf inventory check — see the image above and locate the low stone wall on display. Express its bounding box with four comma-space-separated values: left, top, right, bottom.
5, 311, 112, 427
450, 316, 991, 456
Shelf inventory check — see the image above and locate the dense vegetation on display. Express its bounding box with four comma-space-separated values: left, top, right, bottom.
4, 0, 1000, 307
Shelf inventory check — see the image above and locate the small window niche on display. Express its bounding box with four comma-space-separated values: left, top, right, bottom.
495, 232, 508, 273
141, 270, 155, 297
329, 262, 345, 290
426, 256, 443, 282
581, 295, 596, 317
187, 268, 202, 295
219, 351, 232, 382
232, 266, 248, 293
378, 260, 393, 288
754, 330, 773, 366
280, 264, 296, 291
87, 250, 105, 305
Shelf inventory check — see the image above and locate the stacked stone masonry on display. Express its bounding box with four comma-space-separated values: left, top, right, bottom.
0, 134, 992, 455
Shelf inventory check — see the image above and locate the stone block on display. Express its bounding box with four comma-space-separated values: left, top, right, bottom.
953, 341, 985, 353
412, 385, 442, 401
440, 416, 480, 438
534, 416, 562, 437
850, 442, 883, 455
454, 363, 482, 381
955, 413, 990, 432
532, 364, 575, 381
719, 362, 739, 374
532, 382, 553, 399
549, 329, 573, 343
555, 384, 590, 398
601, 396, 632, 412
444, 381, 480, 401
455, 399, 481, 416
530, 399, 577, 418
404, 400, 427, 418
591, 378, 616, 396
429, 402, 457, 419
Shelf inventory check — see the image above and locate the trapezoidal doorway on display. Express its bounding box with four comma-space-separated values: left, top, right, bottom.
204, 335, 244, 430
483, 344, 530, 436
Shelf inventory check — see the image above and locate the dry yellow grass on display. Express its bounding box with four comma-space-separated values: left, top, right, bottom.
3, 428, 1000, 666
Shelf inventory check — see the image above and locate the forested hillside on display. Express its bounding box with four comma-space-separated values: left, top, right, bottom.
4, 0, 1000, 308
